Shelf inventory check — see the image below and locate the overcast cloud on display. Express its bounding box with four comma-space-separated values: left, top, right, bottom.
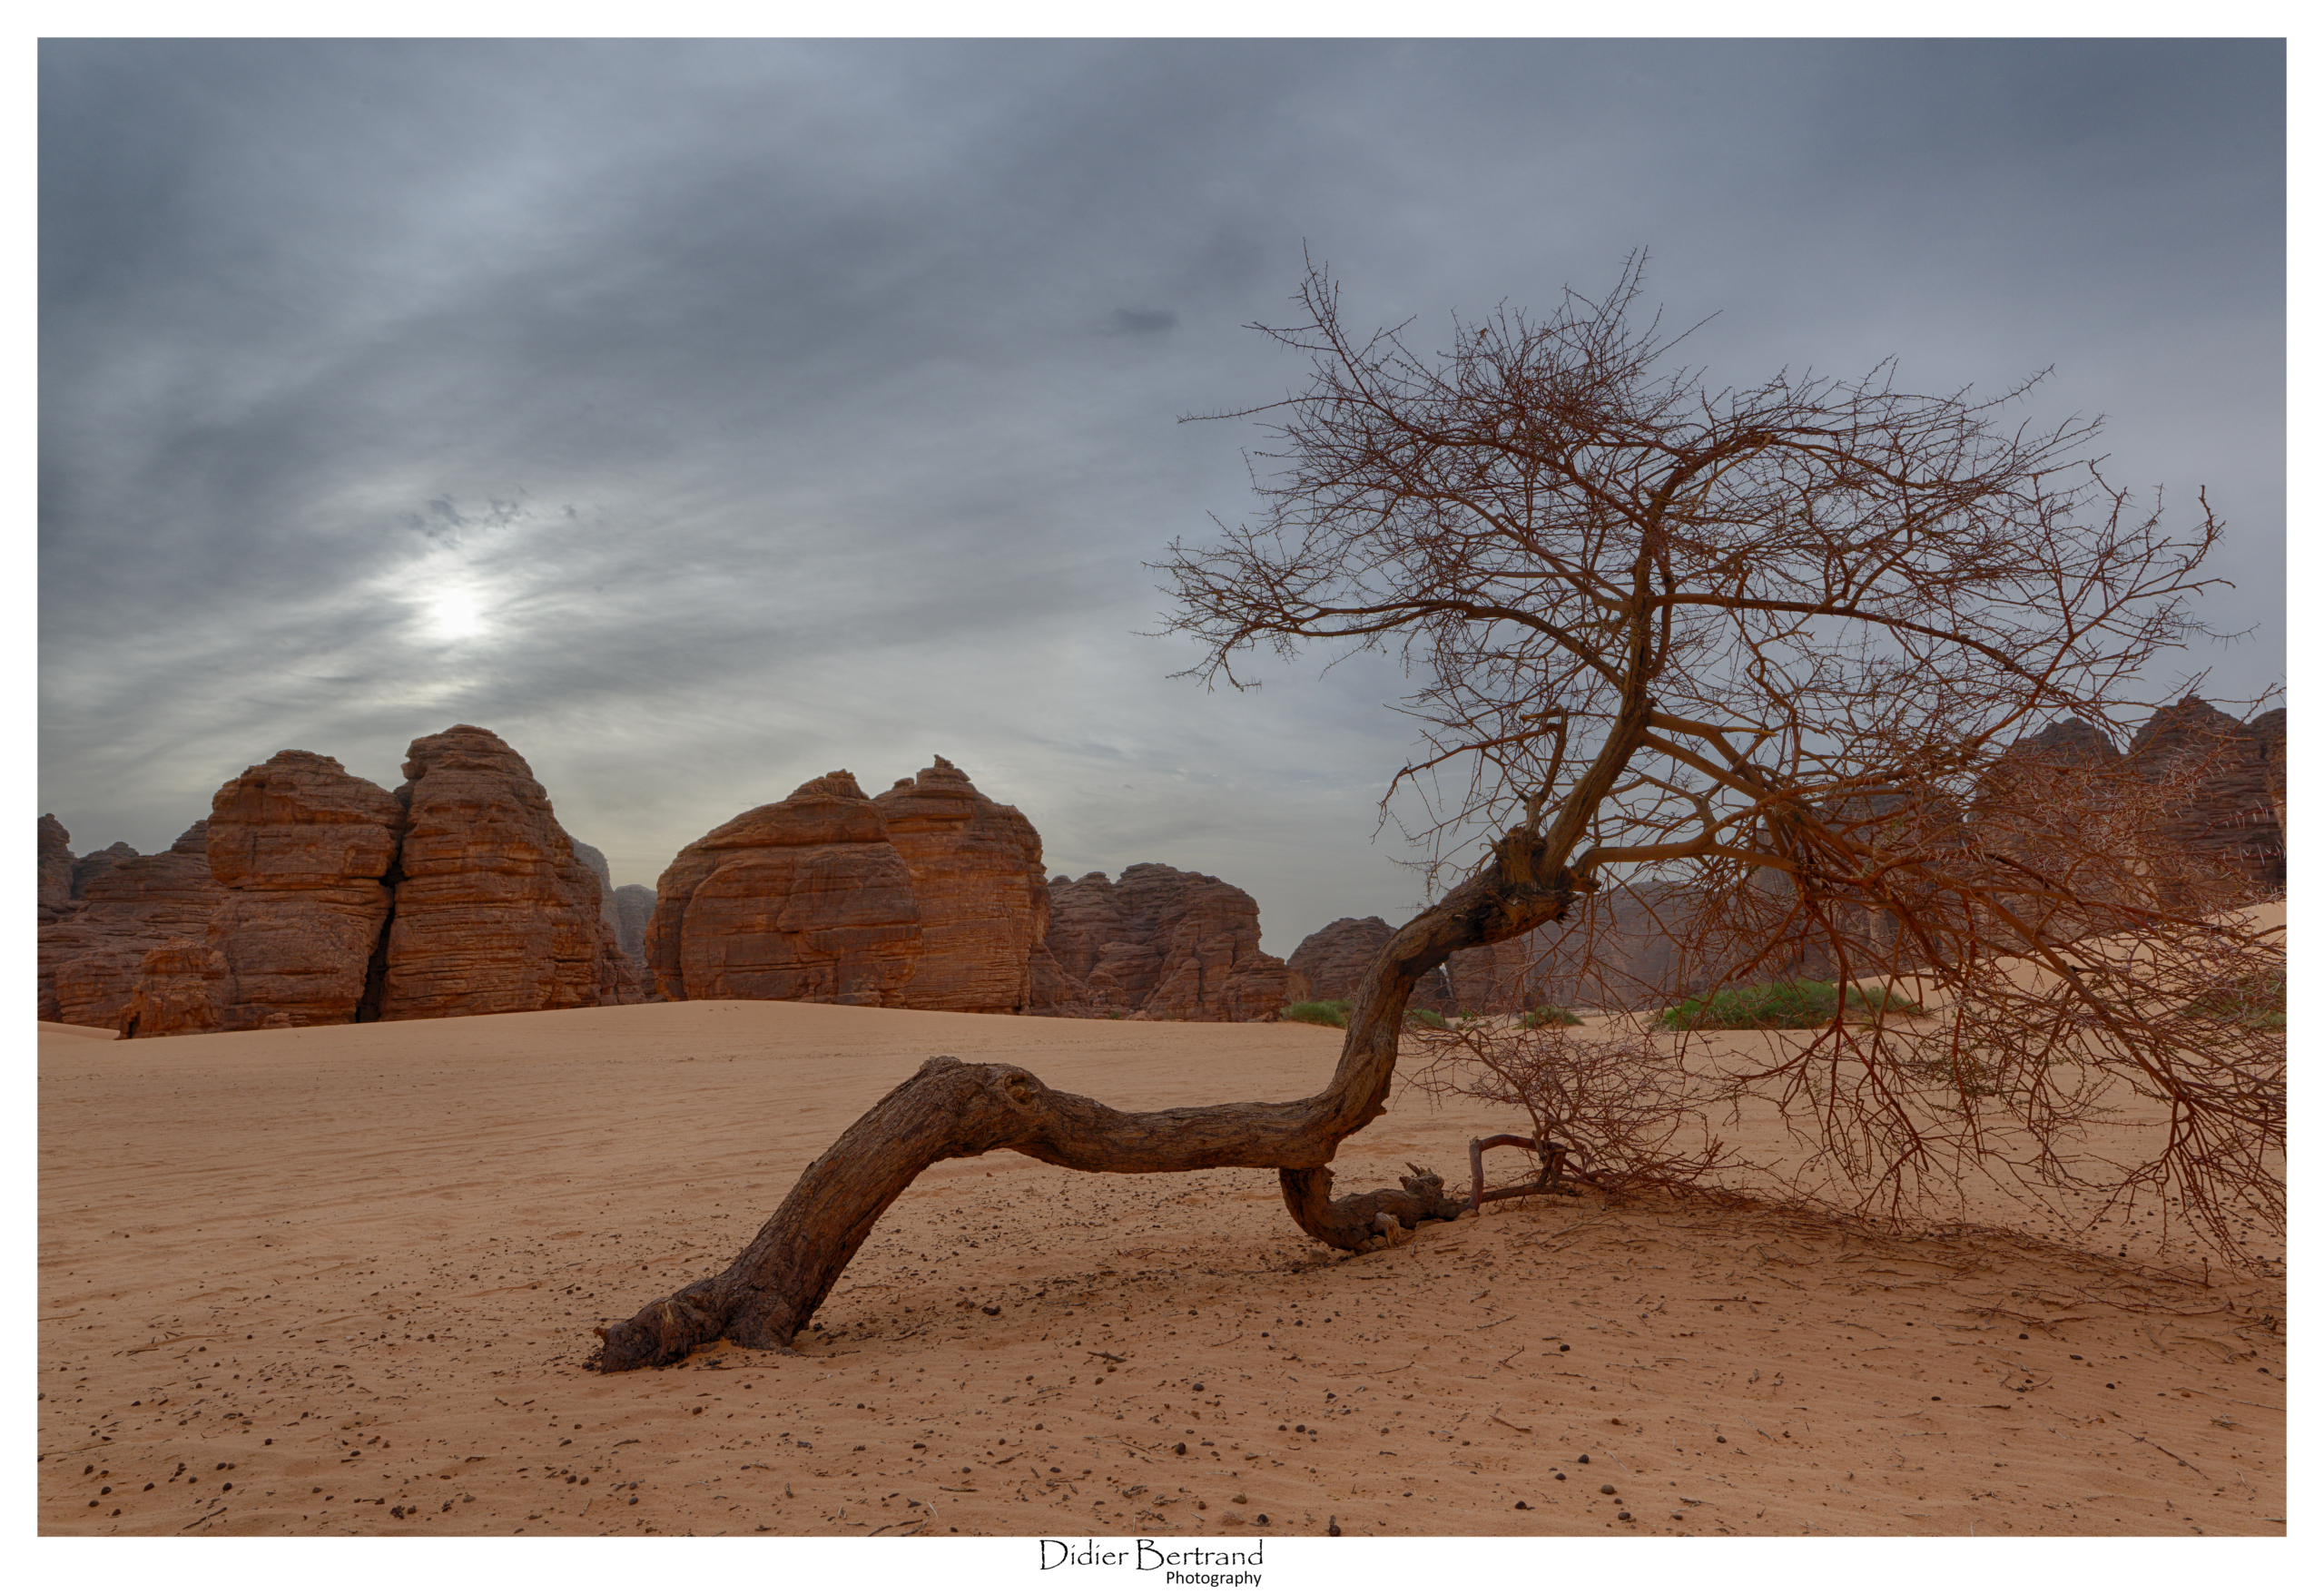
38, 39, 2284, 952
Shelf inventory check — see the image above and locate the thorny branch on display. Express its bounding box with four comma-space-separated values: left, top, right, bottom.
1161, 251, 2281, 1264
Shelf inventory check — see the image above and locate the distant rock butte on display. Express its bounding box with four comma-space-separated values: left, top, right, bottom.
72, 841, 140, 899
40, 725, 648, 1037
2122, 697, 2286, 893
646, 772, 921, 1006
38, 814, 74, 924
377, 725, 614, 1021
1446, 699, 2286, 1013
41, 821, 225, 1029
568, 838, 651, 1004
570, 839, 614, 894
874, 756, 1049, 1012
133, 749, 407, 1036
1287, 916, 1449, 1010
608, 884, 656, 966
1038, 863, 1295, 1022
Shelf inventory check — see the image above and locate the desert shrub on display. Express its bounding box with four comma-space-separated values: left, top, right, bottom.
1282, 998, 1352, 1028
2180, 968, 2286, 1031
1659, 979, 1925, 1032
1405, 1022, 1739, 1195
1521, 1004, 1583, 1028
1404, 1007, 1452, 1030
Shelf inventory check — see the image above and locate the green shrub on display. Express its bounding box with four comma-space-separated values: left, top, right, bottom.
1282, 998, 1352, 1028
2181, 969, 2286, 1030
1405, 1007, 1452, 1030
1521, 1004, 1583, 1028
1659, 979, 1925, 1032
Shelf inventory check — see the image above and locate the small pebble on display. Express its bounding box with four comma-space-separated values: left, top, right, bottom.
1600, 1484, 1616, 1495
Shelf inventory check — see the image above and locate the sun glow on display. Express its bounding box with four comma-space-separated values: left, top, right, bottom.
424, 586, 487, 640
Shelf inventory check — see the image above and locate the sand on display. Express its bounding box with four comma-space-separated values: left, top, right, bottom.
37, 998, 2285, 1539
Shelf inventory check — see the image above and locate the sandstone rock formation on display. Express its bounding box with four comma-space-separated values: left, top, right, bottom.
121, 939, 230, 1037
594, 919, 646, 1007
607, 884, 655, 965
154, 748, 412, 1034
73, 841, 139, 899
1286, 916, 1451, 1010
38, 814, 74, 924
2121, 697, 2286, 893
1443, 881, 1701, 1015
571, 839, 613, 893
566, 837, 650, 1005
43, 725, 655, 1036
1446, 700, 2288, 1016
375, 725, 611, 1021
1038, 864, 1295, 1021
874, 756, 1049, 1012
645, 772, 921, 1006
38, 821, 225, 1028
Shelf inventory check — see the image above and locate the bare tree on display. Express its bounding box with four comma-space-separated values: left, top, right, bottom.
593, 256, 2280, 1372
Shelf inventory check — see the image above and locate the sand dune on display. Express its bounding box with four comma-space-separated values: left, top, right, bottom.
38, 999, 2283, 1537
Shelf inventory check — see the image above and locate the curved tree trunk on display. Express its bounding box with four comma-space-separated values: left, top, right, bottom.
594, 830, 1581, 1372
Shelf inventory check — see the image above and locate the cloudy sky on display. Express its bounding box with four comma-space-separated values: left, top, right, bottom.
38, 38, 2284, 954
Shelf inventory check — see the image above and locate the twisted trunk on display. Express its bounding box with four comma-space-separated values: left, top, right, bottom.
594, 829, 1581, 1372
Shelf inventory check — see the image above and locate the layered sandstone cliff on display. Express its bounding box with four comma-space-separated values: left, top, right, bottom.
1038, 863, 1295, 1021
376, 725, 612, 1021
73, 841, 140, 899
874, 756, 1049, 1012
169, 748, 409, 1034
568, 838, 650, 1005
645, 772, 921, 1006
43, 725, 645, 1036
39, 822, 226, 1028
1286, 915, 1451, 1009
1446, 700, 2286, 1014
2121, 697, 2286, 893
38, 815, 74, 924
607, 884, 655, 965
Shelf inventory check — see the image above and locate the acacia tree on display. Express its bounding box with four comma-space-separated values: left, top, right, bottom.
594, 257, 2281, 1372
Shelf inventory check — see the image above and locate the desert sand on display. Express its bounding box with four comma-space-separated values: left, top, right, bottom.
38, 997, 2284, 1539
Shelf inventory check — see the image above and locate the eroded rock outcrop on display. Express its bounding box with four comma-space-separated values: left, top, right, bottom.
46, 725, 655, 1035
566, 837, 650, 1005
131, 749, 411, 1035
38, 814, 74, 924
2122, 698, 2286, 893
38, 822, 224, 1028
1443, 881, 1713, 1015
874, 756, 1049, 1012
375, 725, 610, 1021
73, 841, 140, 899
1287, 916, 1450, 1009
645, 772, 921, 1006
1448, 700, 2288, 1016
608, 883, 655, 965
1037, 863, 1294, 1021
